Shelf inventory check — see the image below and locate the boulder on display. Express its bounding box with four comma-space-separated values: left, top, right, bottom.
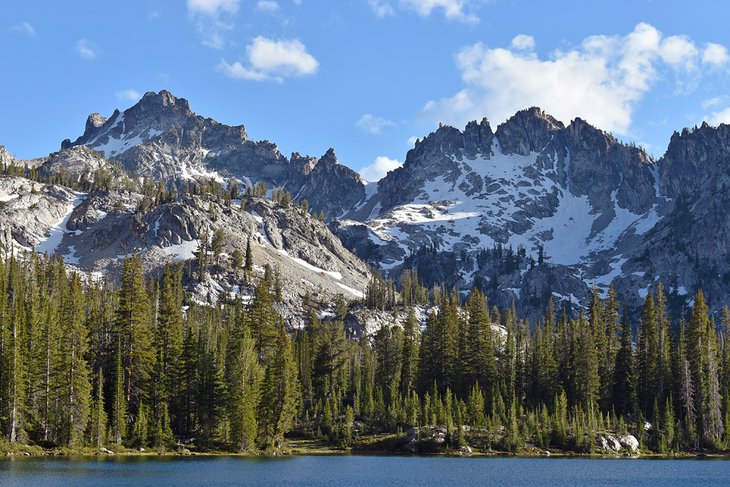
619, 434, 640, 454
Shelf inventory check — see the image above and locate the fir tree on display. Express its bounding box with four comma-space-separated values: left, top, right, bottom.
59, 273, 92, 447
258, 323, 299, 450
613, 310, 636, 418
227, 328, 263, 451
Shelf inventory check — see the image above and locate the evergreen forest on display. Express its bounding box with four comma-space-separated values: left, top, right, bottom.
1, 253, 729, 456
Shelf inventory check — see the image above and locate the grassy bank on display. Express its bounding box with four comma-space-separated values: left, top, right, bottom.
2, 435, 727, 459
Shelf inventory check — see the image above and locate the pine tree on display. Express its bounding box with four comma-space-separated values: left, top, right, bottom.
600, 287, 621, 409
90, 368, 107, 448
244, 238, 253, 281
116, 256, 155, 417
704, 318, 724, 446
400, 307, 420, 395
249, 278, 279, 364
132, 401, 149, 448
532, 299, 558, 408
460, 289, 497, 399
2, 255, 28, 442
153, 264, 183, 442
613, 310, 637, 418
418, 296, 459, 394
58, 273, 92, 447
373, 325, 403, 407
258, 323, 299, 450
112, 335, 127, 445
573, 313, 599, 412
686, 290, 712, 445
227, 328, 263, 451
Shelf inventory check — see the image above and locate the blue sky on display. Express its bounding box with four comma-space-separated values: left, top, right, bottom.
2, 0, 729, 181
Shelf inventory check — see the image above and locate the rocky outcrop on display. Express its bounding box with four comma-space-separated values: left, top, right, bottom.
7, 91, 730, 321
658, 123, 730, 200
596, 433, 639, 454
38, 146, 134, 188
495, 107, 563, 156
0, 146, 16, 168
60, 90, 365, 217
0, 174, 369, 328
296, 149, 366, 219
341, 108, 730, 319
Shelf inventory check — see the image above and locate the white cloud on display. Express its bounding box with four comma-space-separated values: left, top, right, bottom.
217, 60, 268, 81
187, 0, 239, 15
706, 107, 730, 126
257, 0, 280, 12
218, 36, 318, 82
75, 39, 100, 60
703, 96, 729, 109
402, 0, 479, 23
407, 135, 420, 146
14, 21, 36, 36
368, 0, 395, 17
356, 114, 397, 135
511, 34, 534, 51
187, 0, 239, 49
115, 89, 142, 102
422, 23, 730, 136
703, 43, 730, 66
659, 35, 698, 70
359, 156, 402, 182
369, 0, 479, 23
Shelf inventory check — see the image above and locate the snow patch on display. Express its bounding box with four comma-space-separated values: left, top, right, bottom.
336, 282, 365, 299
64, 245, 80, 265
36, 193, 86, 255
159, 239, 200, 261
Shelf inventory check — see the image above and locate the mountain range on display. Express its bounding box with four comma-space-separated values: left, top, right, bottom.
2, 90, 729, 323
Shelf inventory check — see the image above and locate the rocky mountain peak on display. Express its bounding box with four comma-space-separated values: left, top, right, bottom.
463, 117, 494, 159
659, 122, 730, 200
495, 106, 564, 155
135, 90, 193, 117
319, 147, 339, 166
290, 152, 318, 175
0, 146, 16, 167
85, 113, 108, 132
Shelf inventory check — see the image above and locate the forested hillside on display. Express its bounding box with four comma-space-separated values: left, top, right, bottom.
1, 252, 729, 455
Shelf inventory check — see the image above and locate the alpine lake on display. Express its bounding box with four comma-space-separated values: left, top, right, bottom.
2, 455, 730, 486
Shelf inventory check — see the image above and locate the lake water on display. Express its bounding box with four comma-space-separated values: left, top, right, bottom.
1, 455, 730, 486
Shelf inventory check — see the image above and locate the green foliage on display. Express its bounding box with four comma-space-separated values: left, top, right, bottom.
2, 253, 730, 455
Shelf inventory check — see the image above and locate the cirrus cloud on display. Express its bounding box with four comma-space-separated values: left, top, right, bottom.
187, 0, 239, 15
422, 23, 730, 136
256, 0, 280, 12
217, 36, 319, 82
187, 0, 239, 49
368, 0, 479, 23
706, 107, 730, 126
13, 21, 36, 36
75, 38, 100, 60
356, 114, 397, 135
115, 89, 142, 102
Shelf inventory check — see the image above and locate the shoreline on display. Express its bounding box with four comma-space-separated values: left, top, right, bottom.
2, 442, 728, 460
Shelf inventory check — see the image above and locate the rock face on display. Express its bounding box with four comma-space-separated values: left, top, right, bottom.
38, 146, 133, 188
62, 90, 366, 218
0, 146, 16, 168
619, 434, 640, 454
0, 174, 369, 328
3, 91, 730, 322
338, 108, 730, 319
